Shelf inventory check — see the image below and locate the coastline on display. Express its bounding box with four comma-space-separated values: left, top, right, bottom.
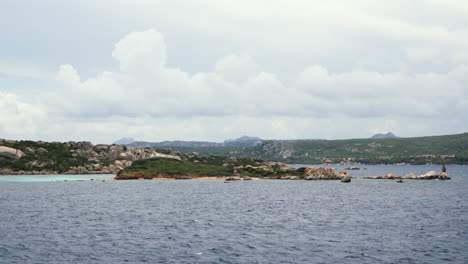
116, 176, 262, 180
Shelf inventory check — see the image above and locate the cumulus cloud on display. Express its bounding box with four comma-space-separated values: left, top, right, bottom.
112, 29, 167, 73
296, 65, 468, 118
0, 92, 47, 139
38, 29, 467, 141
2, 26, 467, 143
215, 54, 261, 83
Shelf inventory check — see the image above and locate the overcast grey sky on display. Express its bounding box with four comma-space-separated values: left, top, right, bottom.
1, 0, 467, 143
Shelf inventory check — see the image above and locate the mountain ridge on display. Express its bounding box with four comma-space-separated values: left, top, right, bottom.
126, 133, 468, 165
371, 132, 398, 139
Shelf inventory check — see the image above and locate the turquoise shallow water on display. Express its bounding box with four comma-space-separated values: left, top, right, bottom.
0, 174, 115, 182
0, 165, 467, 263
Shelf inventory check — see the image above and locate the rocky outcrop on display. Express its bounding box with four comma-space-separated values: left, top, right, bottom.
63, 145, 181, 174
0, 146, 24, 159
304, 167, 349, 180
403, 173, 416, 179
67, 143, 180, 162
281, 176, 300, 180
0, 169, 58, 175
64, 159, 134, 174
253, 141, 295, 159
341, 175, 351, 182
224, 177, 241, 182
404, 171, 450, 180
365, 171, 451, 180
365, 173, 402, 179
437, 172, 451, 180
0, 140, 183, 175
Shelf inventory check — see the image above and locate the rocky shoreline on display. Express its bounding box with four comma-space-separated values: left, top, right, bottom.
0, 140, 182, 175
365, 170, 450, 180
115, 161, 354, 181
0, 139, 453, 181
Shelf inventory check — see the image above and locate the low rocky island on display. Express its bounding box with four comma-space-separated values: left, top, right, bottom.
115, 154, 351, 181
365, 171, 450, 180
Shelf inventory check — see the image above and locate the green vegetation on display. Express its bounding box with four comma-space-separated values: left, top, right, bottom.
1, 141, 86, 172
274, 133, 468, 164
116, 156, 301, 179
2, 132, 467, 176
0, 141, 89, 172
151, 133, 468, 164
158, 146, 245, 157
286, 133, 468, 158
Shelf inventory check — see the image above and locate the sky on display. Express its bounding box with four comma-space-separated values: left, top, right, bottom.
1, 0, 467, 144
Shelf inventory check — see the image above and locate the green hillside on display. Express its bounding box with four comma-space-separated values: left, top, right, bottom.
152, 133, 468, 164
0, 140, 89, 172
288, 133, 468, 157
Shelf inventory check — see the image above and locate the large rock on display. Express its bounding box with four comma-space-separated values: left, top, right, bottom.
366, 173, 401, 179
304, 167, 348, 180
0, 146, 24, 159
341, 175, 351, 182
418, 171, 438, 179
411, 171, 451, 180
404, 173, 417, 179
438, 172, 451, 180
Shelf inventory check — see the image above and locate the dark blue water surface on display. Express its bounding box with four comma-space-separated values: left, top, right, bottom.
1, 165, 467, 263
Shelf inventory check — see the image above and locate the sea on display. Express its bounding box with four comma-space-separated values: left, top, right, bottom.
0, 165, 467, 263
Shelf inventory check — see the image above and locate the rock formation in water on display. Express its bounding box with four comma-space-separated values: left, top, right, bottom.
303, 167, 349, 180
341, 175, 352, 182
366, 170, 450, 180
404, 171, 450, 180
366, 173, 402, 179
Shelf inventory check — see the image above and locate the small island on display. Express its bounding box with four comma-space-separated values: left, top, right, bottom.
115, 153, 350, 181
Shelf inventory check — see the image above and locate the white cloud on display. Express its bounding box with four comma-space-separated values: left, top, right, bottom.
0, 92, 47, 139
215, 54, 261, 83
1, 9, 468, 143
0, 62, 54, 79
56, 65, 80, 86
296, 65, 468, 118
39, 29, 466, 140
112, 29, 167, 73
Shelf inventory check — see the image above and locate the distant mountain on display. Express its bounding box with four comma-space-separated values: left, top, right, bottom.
224, 136, 263, 147
127, 136, 264, 149
113, 137, 135, 145
127, 140, 223, 148
371, 132, 398, 139
224, 136, 262, 143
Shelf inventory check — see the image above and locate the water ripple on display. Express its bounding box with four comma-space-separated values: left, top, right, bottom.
1, 166, 468, 263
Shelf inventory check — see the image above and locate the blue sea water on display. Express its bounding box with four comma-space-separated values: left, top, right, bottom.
0, 165, 467, 263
